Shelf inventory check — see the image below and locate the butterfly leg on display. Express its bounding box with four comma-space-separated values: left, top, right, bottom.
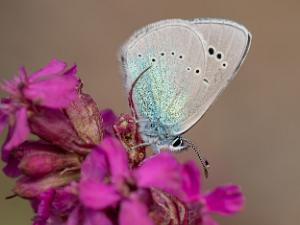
131, 142, 151, 150
135, 118, 150, 123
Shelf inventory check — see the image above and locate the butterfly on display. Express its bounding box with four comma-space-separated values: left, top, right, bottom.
120, 18, 251, 176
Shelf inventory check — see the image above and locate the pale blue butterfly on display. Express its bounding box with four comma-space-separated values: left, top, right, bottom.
120, 18, 251, 176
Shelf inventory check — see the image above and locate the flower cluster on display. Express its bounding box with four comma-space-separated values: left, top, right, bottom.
1, 59, 244, 225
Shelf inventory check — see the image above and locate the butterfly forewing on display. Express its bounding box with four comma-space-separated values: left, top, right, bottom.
121, 20, 207, 131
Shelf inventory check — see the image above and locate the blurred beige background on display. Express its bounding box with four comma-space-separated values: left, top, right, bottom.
0, 0, 299, 225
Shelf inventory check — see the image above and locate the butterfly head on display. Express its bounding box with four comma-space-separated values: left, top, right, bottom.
169, 136, 188, 152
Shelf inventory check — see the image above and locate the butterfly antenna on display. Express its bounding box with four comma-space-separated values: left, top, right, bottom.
128, 65, 152, 117
182, 138, 210, 178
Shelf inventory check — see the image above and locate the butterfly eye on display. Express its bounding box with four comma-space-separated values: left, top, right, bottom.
172, 137, 183, 147
152, 58, 156, 62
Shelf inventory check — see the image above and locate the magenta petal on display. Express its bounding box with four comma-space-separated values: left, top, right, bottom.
3, 156, 21, 177
99, 137, 130, 179
30, 59, 66, 80
18, 66, 28, 83
79, 180, 120, 209
119, 199, 154, 225
1, 68, 27, 95
63, 65, 78, 78
33, 189, 55, 225
0, 111, 8, 133
81, 147, 108, 181
24, 74, 78, 108
0, 80, 15, 94
203, 184, 245, 215
181, 161, 201, 202
100, 109, 117, 136
3, 108, 29, 156
101, 109, 117, 128
84, 209, 113, 225
66, 207, 81, 225
52, 188, 78, 214
202, 215, 219, 225
134, 152, 181, 197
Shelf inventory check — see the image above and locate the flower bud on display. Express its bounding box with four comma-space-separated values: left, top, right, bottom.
18, 148, 80, 178
29, 106, 90, 154
65, 91, 103, 145
13, 172, 80, 198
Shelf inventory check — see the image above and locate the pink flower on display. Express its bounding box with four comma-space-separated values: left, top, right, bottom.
1, 60, 103, 202
198, 179, 244, 224
1, 105, 245, 225
1, 59, 78, 108
0, 59, 79, 158
0, 58, 246, 225
31, 185, 79, 225
71, 137, 197, 225
176, 155, 245, 224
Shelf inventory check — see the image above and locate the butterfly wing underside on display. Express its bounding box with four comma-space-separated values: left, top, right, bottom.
176, 18, 252, 134
121, 18, 251, 136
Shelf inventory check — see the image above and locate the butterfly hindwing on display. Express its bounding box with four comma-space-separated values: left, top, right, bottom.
175, 18, 252, 134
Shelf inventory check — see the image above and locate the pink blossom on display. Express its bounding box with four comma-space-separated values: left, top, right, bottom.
75, 137, 197, 225
1, 59, 79, 108
0, 59, 79, 157
2, 108, 245, 225
101, 108, 117, 137
0, 59, 246, 225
